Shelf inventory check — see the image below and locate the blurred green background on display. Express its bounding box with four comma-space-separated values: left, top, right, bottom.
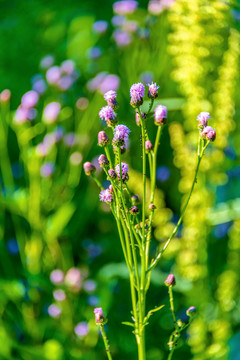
0, 0, 240, 359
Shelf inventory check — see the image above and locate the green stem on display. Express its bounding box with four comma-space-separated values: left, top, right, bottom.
99, 324, 113, 360
92, 174, 103, 190
168, 286, 176, 324
147, 151, 203, 273
168, 349, 175, 360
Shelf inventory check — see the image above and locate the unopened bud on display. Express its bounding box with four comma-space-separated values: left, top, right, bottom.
98, 154, 109, 168
164, 274, 176, 287
98, 131, 110, 147
145, 140, 153, 153
83, 162, 96, 176
130, 206, 139, 215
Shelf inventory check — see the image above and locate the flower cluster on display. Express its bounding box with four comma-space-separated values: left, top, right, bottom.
197, 112, 216, 141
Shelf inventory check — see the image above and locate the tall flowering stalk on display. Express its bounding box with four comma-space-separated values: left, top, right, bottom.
84, 87, 216, 360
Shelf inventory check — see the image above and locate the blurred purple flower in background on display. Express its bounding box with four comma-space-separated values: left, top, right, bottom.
21, 90, 39, 109
111, 15, 125, 26
83, 280, 97, 293
53, 289, 66, 302
93, 20, 108, 34
99, 74, 120, 94
64, 133, 77, 147
156, 165, 171, 182
88, 46, 102, 59
40, 162, 54, 178
113, 1, 138, 15
48, 304, 61, 318
75, 322, 89, 337
46, 66, 61, 85
65, 268, 82, 292
40, 55, 54, 69
50, 269, 64, 285
60, 60, 75, 75
43, 102, 61, 124
113, 29, 131, 47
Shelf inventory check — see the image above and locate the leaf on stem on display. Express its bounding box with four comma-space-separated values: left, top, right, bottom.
145, 305, 165, 322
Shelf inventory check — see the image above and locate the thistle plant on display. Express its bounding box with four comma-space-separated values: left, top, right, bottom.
84, 84, 216, 360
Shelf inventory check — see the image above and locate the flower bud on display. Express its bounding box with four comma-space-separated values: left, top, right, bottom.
148, 82, 159, 99
149, 203, 156, 211
145, 140, 153, 153
186, 306, 196, 317
83, 162, 96, 176
130, 83, 145, 108
98, 154, 109, 168
108, 169, 117, 179
154, 105, 167, 125
131, 194, 139, 204
164, 274, 176, 287
0, 89, 11, 103
104, 90, 118, 110
98, 131, 110, 147
130, 206, 139, 215
108, 184, 114, 194
201, 126, 216, 142
197, 112, 211, 128
94, 307, 106, 324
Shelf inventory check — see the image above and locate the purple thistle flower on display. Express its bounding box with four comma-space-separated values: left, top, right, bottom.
115, 162, 129, 181
154, 105, 167, 125
94, 307, 105, 324
165, 274, 176, 287
148, 82, 159, 99
43, 102, 61, 124
201, 126, 216, 141
108, 169, 117, 179
113, 125, 130, 147
98, 131, 110, 147
99, 189, 113, 203
21, 90, 39, 109
93, 20, 108, 34
40, 162, 54, 178
98, 154, 109, 168
113, 1, 138, 15
99, 106, 117, 127
104, 90, 118, 109
130, 82, 145, 108
130, 206, 139, 214
197, 112, 211, 127
83, 162, 96, 176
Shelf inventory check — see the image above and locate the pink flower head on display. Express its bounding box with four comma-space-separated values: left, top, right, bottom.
0, 89, 11, 103
145, 140, 153, 153
83, 162, 96, 176
130, 83, 145, 107
115, 162, 129, 181
148, 82, 159, 99
43, 102, 61, 124
98, 131, 110, 147
104, 90, 118, 109
93, 20, 108, 34
113, 1, 138, 15
113, 124, 130, 146
165, 273, 176, 287
94, 307, 104, 324
21, 90, 39, 109
201, 126, 216, 142
99, 106, 117, 127
197, 112, 211, 127
98, 154, 109, 167
99, 189, 113, 203
14, 106, 29, 124
154, 105, 167, 125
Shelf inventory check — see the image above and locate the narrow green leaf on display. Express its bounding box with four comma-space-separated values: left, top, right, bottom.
122, 322, 135, 327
